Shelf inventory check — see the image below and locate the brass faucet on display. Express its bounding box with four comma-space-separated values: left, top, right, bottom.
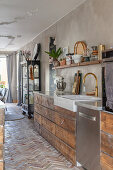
83, 73, 98, 97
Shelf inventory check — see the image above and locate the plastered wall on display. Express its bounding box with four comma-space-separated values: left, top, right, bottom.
20, 0, 113, 97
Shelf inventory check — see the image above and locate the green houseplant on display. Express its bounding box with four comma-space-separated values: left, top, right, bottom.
45, 48, 62, 67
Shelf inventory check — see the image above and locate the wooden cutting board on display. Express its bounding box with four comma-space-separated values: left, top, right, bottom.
72, 70, 81, 94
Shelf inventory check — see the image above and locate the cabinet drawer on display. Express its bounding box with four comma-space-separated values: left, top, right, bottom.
0, 126, 4, 144
34, 113, 76, 149
101, 131, 113, 157
34, 93, 42, 105
54, 113, 75, 133
0, 144, 3, 161
34, 104, 55, 122
101, 152, 113, 170
55, 125, 76, 149
0, 109, 5, 125
0, 161, 4, 170
101, 111, 113, 135
34, 122, 41, 134
54, 105, 76, 119
34, 104, 75, 133
41, 126, 55, 146
41, 116, 55, 135
34, 113, 55, 135
54, 134, 76, 165
34, 94, 54, 109
34, 113, 41, 125
41, 126, 76, 165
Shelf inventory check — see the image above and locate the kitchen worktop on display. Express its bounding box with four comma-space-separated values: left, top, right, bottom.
33, 91, 72, 99
75, 100, 102, 111
54, 94, 101, 112
33, 91, 55, 98
34, 91, 103, 111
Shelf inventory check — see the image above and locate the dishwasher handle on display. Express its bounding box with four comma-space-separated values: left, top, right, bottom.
79, 112, 96, 121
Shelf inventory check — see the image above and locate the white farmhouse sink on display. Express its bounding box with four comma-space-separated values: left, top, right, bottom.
54, 94, 101, 112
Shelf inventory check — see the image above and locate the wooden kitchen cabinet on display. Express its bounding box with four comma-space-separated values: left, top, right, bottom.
34, 103, 75, 133
34, 93, 113, 168
34, 92, 76, 165
101, 111, 113, 170
101, 111, 113, 135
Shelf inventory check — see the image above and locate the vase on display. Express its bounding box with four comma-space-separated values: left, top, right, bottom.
53, 60, 60, 67
60, 59, 66, 66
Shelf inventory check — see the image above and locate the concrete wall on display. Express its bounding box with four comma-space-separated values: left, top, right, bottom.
20, 0, 113, 97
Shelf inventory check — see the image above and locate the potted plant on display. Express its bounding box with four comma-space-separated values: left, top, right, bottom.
60, 58, 66, 66
45, 48, 62, 67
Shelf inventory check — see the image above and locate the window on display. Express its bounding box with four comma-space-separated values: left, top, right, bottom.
0, 55, 8, 88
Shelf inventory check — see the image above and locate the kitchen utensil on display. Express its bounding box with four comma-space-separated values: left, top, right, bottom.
72, 70, 81, 94
56, 76, 66, 94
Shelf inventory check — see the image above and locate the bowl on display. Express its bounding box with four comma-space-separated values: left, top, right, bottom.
72, 54, 82, 63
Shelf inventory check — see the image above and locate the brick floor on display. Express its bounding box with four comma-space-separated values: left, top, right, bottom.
5, 104, 79, 170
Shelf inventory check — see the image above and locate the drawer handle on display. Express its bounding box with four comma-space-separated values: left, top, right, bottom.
61, 120, 64, 125
79, 112, 96, 121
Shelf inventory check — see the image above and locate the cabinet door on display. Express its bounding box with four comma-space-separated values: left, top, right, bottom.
34, 64, 40, 91
101, 152, 113, 170
101, 111, 113, 135
22, 65, 27, 104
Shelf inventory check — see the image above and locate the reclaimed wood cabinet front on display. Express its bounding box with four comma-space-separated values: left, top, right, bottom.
34, 93, 76, 165
101, 111, 113, 170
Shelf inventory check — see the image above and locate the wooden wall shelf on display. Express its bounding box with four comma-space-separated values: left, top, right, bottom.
53, 60, 102, 70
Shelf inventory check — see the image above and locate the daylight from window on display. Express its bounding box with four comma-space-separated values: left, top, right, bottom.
0, 56, 8, 88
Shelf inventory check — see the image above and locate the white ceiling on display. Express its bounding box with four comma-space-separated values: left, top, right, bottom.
0, 0, 86, 51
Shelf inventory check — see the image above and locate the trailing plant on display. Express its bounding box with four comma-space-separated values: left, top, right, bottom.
45, 48, 62, 60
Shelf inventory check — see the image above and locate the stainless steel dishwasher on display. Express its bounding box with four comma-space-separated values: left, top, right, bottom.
76, 106, 100, 170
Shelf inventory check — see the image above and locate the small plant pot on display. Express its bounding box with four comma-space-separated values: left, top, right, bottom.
49, 57, 53, 64
53, 60, 60, 67
60, 59, 66, 66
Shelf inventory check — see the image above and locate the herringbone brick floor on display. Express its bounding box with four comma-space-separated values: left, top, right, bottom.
5, 104, 80, 170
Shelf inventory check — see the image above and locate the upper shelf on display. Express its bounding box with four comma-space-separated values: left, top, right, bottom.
53, 60, 102, 70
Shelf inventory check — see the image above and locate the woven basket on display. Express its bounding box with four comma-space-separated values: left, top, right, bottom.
74, 41, 87, 55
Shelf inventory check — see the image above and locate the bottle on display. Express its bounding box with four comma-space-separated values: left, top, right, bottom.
98, 44, 105, 60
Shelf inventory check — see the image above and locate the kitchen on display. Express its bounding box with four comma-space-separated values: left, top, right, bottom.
0, 0, 113, 169
18, 0, 113, 169
17, 1, 113, 169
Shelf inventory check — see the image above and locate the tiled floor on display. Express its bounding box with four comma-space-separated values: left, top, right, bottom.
5, 104, 79, 170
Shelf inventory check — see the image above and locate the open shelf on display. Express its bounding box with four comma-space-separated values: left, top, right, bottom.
53, 60, 102, 70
